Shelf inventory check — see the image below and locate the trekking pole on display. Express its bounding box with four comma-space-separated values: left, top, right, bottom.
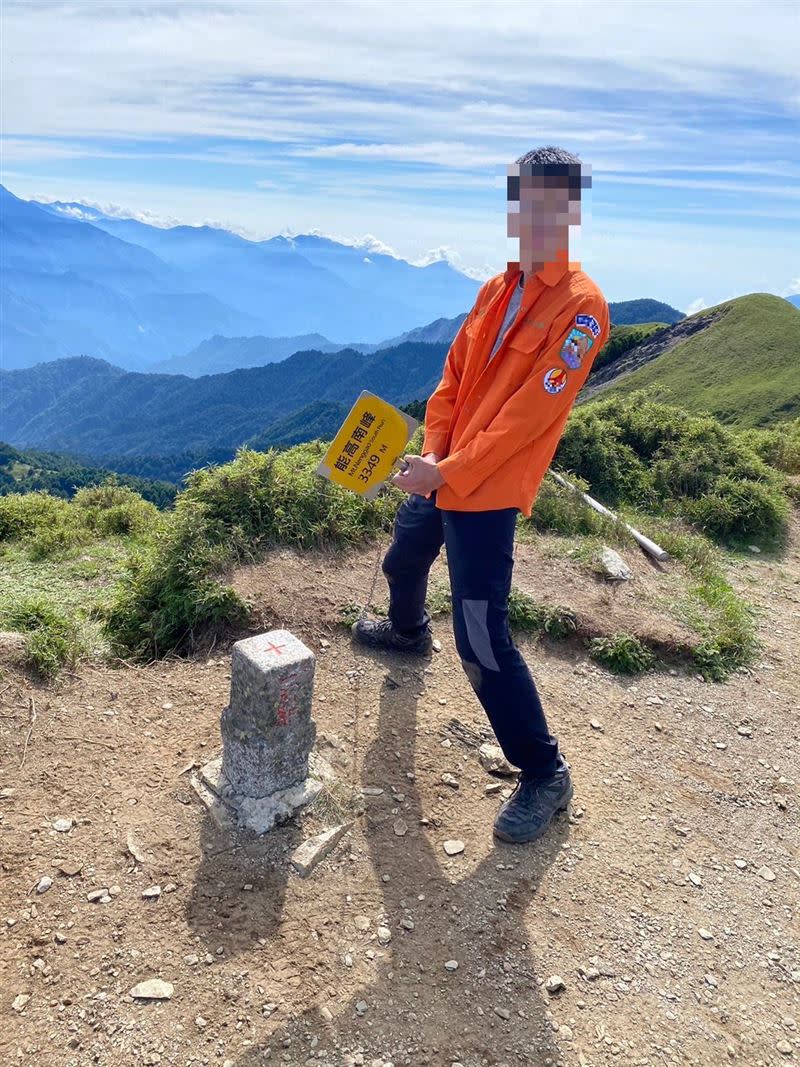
548, 470, 670, 562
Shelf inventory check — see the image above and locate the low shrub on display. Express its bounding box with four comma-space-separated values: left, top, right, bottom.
4, 597, 84, 679
738, 419, 800, 475
553, 394, 792, 543
0, 491, 74, 542
104, 443, 403, 659
27, 522, 92, 561
507, 589, 577, 638
72, 484, 160, 537
681, 476, 789, 542
589, 632, 656, 674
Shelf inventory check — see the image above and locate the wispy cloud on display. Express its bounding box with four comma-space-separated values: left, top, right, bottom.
1, 1, 797, 309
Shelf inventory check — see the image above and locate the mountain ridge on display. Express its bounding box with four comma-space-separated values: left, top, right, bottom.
582, 292, 800, 427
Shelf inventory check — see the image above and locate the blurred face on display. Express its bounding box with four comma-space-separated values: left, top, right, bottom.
507, 165, 586, 275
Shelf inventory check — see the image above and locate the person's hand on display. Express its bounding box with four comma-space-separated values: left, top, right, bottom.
391, 453, 444, 497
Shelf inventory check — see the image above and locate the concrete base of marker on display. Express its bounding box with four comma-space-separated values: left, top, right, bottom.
193, 753, 331, 835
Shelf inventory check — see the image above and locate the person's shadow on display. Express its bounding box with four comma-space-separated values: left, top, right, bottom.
235, 640, 569, 1067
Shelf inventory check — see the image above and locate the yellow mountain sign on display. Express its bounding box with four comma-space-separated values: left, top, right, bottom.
316, 391, 418, 499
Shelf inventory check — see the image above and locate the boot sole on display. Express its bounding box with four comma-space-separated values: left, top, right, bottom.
492, 789, 573, 844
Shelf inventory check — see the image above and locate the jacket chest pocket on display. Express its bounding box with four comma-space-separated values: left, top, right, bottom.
505, 321, 550, 363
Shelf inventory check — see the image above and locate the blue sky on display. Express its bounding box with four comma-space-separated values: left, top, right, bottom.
2, 0, 799, 314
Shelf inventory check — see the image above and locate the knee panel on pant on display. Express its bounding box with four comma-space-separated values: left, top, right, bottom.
453, 597, 501, 672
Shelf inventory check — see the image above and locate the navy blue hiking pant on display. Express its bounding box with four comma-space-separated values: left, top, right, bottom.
382, 489, 560, 778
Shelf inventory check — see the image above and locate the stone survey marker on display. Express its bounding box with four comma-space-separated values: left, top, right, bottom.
193, 630, 322, 833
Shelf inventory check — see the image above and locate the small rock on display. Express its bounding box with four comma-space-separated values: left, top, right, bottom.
57, 859, 83, 877
130, 979, 173, 1000
441, 773, 459, 789
545, 974, 566, 994
748, 545, 761, 554
485, 782, 503, 795
597, 546, 633, 581
355, 1000, 368, 1014
698, 928, 714, 940
36, 876, 53, 894
354, 915, 371, 932
142, 885, 162, 899
432, 639, 442, 652
377, 925, 392, 944
183, 954, 199, 966
589, 718, 603, 731
688, 872, 702, 887
52, 818, 73, 833
162, 702, 174, 710
737, 725, 753, 737
494, 1006, 511, 1020
443, 839, 465, 856
320, 1004, 333, 1022
734, 858, 748, 869
757, 865, 776, 882
195, 1015, 208, 1029
776, 1040, 792, 1056
86, 888, 109, 903
12, 993, 31, 1013
290, 824, 351, 878
444, 959, 459, 971
478, 743, 516, 777
400, 917, 415, 931
126, 830, 148, 864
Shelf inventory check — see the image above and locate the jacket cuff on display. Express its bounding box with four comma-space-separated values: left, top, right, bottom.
436, 450, 481, 498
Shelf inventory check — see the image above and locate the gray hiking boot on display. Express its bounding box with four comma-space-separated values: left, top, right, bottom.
493, 754, 573, 844
351, 616, 433, 656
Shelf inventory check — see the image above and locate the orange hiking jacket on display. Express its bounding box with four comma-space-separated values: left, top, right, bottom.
423, 251, 610, 516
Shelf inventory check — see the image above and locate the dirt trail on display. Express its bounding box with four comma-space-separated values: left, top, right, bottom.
1, 520, 799, 1067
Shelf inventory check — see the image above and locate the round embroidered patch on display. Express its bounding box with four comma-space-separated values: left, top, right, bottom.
544, 367, 568, 394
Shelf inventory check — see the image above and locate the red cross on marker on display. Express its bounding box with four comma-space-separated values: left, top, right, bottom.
264, 640, 287, 655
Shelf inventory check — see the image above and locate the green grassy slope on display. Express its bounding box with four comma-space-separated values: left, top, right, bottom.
597, 294, 800, 428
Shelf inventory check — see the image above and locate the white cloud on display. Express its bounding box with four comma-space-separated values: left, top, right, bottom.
685, 298, 708, 316
35, 194, 185, 230
411, 246, 492, 280
2, 0, 797, 147
782, 278, 800, 296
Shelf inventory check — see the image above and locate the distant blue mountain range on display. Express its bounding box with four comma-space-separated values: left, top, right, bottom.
0, 184, 479, 371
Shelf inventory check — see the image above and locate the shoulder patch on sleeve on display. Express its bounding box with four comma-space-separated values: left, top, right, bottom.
575, 312, 601, 337
560, 327, 594, 369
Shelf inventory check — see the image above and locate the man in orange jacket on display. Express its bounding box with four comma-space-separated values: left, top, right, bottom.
353, 146, 610, 844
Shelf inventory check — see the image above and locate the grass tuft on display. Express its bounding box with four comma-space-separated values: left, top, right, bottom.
589, 632, 656, 674
4, 598, 85, 679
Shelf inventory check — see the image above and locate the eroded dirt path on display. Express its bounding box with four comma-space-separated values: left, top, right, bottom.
1, 522, 798, 1067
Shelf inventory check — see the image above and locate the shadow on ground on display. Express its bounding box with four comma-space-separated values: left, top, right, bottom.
231, 643, 570, 1067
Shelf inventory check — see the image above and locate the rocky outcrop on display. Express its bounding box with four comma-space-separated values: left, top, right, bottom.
583, 306, 727, 400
